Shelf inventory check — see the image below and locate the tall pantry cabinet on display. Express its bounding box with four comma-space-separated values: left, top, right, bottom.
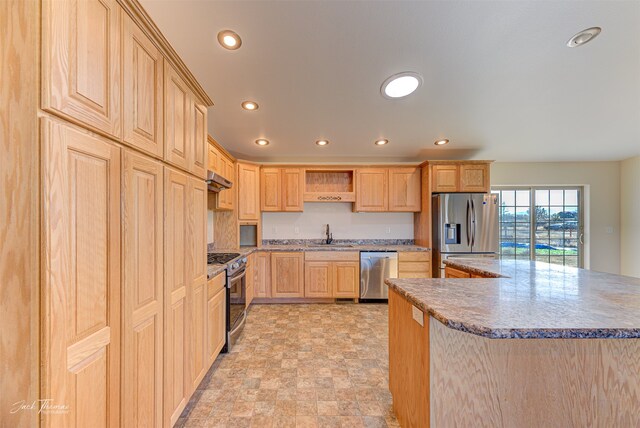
35, 1, 214, 427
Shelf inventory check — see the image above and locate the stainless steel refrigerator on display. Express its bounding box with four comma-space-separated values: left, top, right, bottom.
432, 193, 499, 278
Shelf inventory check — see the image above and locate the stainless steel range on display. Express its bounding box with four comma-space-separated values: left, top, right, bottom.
207, 252, 247, 352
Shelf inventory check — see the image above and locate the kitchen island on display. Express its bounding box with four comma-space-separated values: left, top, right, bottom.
386, 259, 640, 427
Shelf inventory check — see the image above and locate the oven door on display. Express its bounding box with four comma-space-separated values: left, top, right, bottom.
226, 268, 247, 349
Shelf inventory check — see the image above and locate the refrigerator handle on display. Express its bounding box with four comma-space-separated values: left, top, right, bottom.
466, 200, 471, 246
471, 198, 476, 248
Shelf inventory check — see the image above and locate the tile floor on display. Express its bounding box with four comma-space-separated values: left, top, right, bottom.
177, 303, 399, 428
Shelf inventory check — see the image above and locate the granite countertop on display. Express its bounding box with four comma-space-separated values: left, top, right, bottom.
207, 243, 430, 279
386, 259, 640, 339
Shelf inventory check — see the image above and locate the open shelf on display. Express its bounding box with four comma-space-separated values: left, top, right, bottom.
304, 169, 355, 202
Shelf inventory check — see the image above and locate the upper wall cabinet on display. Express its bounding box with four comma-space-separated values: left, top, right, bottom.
237, 162, 261, 221
123, 12, 164, 157
42, 0, 122, 138
388, 167, 421, 211
164, 63, 190, 171
190, 102, 208, 179
355, 167, 421, 212
431, 162, 491, 193
355, 169, 389, 212
260, 168, 304, 212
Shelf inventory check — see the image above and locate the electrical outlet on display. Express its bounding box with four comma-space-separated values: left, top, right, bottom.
272, 226, 277, 233
294, 226, 300, 234
386, 227, 391, 234
605, 226, 614, 234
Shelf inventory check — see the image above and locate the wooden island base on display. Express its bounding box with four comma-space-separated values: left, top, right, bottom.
389, 289, 640, 427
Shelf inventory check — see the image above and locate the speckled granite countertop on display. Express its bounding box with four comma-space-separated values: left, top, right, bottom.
207, 244, 430, 279
386, 259, 640, 339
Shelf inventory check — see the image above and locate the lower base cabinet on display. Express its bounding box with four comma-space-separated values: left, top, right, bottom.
254, 252, 272, 298
398, 252, 432, 278
271, 252, 305, 298
444, 266, 471, 278
207, 272, 226, 366
304, 252, 359, 299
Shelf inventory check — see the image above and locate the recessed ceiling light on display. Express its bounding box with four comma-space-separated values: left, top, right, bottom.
566, 27, 601, 48
217, 30, 242, 50
315, 140, 329, 146
374, 139, 389, 146
241, 101, 258, 111
381, 72, 423, 99
434, 139, 449, 146
255, 139, 269, 146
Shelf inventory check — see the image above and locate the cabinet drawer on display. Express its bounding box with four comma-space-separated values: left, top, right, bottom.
305, 251, 359, 261
398, 261, 431, 273
208, 271, 225, 298
398, 252, 430, 262
398, 272, 431, 279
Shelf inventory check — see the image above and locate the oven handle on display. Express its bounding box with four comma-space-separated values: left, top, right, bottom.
229, 310, 246, 337
227, 269, 246, 287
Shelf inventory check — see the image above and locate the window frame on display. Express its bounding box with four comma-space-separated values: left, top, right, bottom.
491, 186, 585, 268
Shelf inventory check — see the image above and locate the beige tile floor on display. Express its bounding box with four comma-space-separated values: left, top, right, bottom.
177, 303, 399, 428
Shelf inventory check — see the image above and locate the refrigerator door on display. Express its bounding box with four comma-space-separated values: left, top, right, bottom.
471, 193, 499, 253
436, 194, 472, 253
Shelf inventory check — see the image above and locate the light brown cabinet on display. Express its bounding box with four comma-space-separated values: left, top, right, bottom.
216, 156, 235, 211
432, 162, 491, 193
122, 150, 164, 428
237, 162, 261, 221
260, 167, 304, 212
388, 167, 422, 211
41, 118, 122, 428
188, 176, 208, 394
254, 252, 272, 298
444, 266, 471, 278
42, 0, 122, 138
163, 167, 189, 426
206, 272, 226, 366
271, 252, 305, 297
355, 168, 389, 211
304, 252, 360, 298
304, 261, 333, 298
190, 102, 208, 179
164, 63, 190, 171
398, 252, 432, 278
123, 12, 164, 157
246, 253, 255, 307
356, 168, 421, 212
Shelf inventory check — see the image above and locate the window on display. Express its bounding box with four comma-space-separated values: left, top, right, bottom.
492, 187, 584, 268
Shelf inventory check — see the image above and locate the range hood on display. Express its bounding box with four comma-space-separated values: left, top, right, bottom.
205, 170, 232, 193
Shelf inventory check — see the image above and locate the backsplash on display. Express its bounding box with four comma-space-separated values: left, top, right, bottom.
263, 239, 414, 245
262, 202, 414, 240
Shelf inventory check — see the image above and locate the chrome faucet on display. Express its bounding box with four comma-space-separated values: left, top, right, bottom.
325, 224, 333, 245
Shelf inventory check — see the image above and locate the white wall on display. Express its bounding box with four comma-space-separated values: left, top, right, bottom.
262, 202, 414, 240
621, 156, 640, 278
491, 162, 621, 274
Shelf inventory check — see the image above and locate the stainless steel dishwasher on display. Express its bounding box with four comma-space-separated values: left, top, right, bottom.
360, 252, 398, 300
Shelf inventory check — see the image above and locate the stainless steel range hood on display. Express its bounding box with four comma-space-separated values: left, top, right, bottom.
205, 170, 232, 193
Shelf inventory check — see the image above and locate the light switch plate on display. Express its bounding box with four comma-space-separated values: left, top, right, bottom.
412, 305, 424, 327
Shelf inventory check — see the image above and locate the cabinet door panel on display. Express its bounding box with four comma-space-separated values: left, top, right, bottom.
432, 165, 459, 193
42, 0, 122, 137
188, 177, 208, 391
238, 163, 261, 220
304, 262, 332, 298
123, 13, 163, 157
207, 286, 226, 365
460, 164, 490, 193
207, 143, 221, 174
334, 262, 359, 298
42, 118, 121, 427
164, 64, 190, 170
282, 168, 304, 211
271, 253, 304, 298
164, 168, 189, 426
261, 168, 281, 211
190, 102, 207, 178
389, 167, 421, 212
122, 151, 163, 427
255, 252, 272, 298
356, 169, 388, 211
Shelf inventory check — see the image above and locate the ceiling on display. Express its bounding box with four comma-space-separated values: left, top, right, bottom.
141, 0, 640, 163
